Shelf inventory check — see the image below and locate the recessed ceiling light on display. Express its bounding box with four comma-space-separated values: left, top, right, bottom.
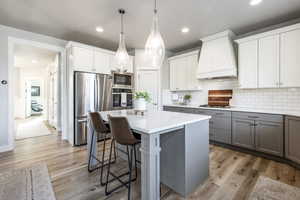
32, 60, 37, 64
96, 26, 104, 33
250, 0, 262, 6
181, 27, 190, 34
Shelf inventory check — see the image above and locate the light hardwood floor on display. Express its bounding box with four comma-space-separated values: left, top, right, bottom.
1, 133, 300, 200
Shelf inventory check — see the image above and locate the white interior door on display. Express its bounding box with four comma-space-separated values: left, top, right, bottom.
137, 70, 159, 111
25, 80, 32, 118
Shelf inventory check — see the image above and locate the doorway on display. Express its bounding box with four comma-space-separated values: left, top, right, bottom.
12, 43, 61, 140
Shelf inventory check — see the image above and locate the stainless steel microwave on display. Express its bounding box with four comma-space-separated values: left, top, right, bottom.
112, 72, 134, 89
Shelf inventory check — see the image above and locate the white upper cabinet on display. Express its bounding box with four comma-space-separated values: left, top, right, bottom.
72, 46, 94, 72
280, 29, 300, 88
238, 40, 258, 89
94, 50, 110, 74
236, 23, 300, 89
169, 51, 200, 91
258, 35, 280, 88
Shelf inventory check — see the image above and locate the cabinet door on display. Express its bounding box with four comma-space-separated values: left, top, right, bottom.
280, 29, 300, 87
258, 35, 280, 88
238, 40, 258, 88
170, 58, 186, 91
186, 54, 199, 90
169, 59, 177, 91
72, 47, 94, 71
232, 118, 255, 149
285, 117, 300, 164
211, 113, 232, 144
136, 70, 159, 110
255, 121, 283, 156
94, 50, 110, 74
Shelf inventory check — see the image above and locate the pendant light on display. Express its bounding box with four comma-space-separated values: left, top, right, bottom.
115, 9, 129, 72
145, 0, 165, 67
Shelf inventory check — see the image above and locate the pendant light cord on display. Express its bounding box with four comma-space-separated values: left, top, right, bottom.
154, 0, 157, 13
119, 9, 125, 34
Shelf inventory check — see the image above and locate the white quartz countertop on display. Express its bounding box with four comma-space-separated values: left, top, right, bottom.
164, 104, 300, 118
99, 110, 211, 134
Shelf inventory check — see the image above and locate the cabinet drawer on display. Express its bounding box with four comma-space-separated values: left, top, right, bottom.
163, 106, 194, 113
211, 110, 231, 118
194, 109, 213, 116
232, 112, 283, 123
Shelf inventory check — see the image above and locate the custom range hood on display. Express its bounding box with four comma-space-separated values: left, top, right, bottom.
197, 30, 237, 79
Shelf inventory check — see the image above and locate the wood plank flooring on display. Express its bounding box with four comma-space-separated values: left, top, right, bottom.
1, 134, 300, 200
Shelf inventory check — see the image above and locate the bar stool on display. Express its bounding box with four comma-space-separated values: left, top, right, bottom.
88, 112, 116, 185
105, 115, 140, 200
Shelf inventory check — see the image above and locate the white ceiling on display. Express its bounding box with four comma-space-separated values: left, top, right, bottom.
14, 44, 57, 68
1, 0, 300, 52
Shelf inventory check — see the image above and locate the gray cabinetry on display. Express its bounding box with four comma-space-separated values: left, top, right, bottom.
256, 121, 283, 156
285, 116, 300, 164
163, 106, 194, 113
209, 111, 232, 144
232, 112, 284, 156
232, 118, 255, 149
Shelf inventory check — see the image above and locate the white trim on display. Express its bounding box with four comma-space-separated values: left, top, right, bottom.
168, 50, 199, 61
67, 41, 115, 55
200, 30, 236, 42
235, 22, 300, 44
0, 144, 14, 153
7, 37, 68, 151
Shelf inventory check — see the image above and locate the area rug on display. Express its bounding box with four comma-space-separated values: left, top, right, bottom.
0, 163, 56, 200
248, 176, 300, 200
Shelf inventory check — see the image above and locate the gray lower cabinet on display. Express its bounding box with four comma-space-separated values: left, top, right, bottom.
232, 118, 255, 149
256, 121, 283, 157
163, 106, 285, 157
285, 116, 300, 164
232, 112, 284, 156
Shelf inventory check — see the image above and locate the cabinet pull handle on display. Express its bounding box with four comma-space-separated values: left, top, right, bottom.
248, 116, 259, 119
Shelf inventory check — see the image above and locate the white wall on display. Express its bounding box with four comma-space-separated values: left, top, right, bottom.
0, 24, 67, 150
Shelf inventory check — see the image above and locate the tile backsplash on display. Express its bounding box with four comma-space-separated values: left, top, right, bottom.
231, 88, 300, 111
162, 79, 300, 111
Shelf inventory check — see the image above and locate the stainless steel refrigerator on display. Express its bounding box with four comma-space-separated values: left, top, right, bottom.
74, 72, 112, 146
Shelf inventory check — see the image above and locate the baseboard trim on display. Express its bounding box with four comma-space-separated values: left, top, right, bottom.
0, 144, 14, 153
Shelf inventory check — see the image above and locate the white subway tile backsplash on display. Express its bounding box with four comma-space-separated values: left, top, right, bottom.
231, 88, 300, 111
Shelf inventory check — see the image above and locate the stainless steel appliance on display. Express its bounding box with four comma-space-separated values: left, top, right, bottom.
112, 71, 134, 89
74, 71, 112, 146
112, 88, 133, 109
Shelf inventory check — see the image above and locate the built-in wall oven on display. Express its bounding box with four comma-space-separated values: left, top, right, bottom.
112, 72, 134, 89
112, 88, 133, 109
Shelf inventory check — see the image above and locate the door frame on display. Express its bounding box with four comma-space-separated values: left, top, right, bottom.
8, 37, 68, 150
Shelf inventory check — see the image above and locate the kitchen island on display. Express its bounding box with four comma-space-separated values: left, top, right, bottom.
90, 110, 211, 200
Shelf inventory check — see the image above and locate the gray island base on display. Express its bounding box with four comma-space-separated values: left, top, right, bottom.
92, 110, 211, 200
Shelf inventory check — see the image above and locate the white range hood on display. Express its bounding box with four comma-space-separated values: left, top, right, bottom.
197, 30, 237, 79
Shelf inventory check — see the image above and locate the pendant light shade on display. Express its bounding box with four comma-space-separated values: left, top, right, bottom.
115, 9, 129, 71
145, 0, 165, 67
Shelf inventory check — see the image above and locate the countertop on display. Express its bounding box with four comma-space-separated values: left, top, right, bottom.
99, 110, 211, 134
163, 104, 300, 118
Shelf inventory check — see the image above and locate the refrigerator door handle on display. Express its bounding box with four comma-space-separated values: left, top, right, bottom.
95, 78, 98, 111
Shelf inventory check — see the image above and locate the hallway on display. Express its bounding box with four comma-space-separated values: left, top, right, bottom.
16, 116, 53, 140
